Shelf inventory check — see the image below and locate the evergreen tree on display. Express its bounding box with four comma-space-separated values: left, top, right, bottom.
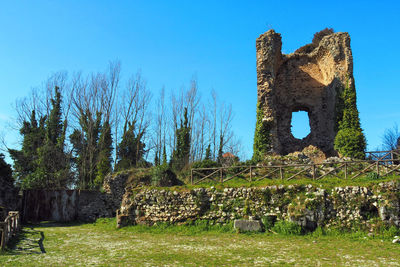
217, 136, 224, 163
0, 153, 13, 185
334, 78, 366, 159
70, 110, 102, 189
8, 110, 46, 187
33, 86, 71, 189
46, 87, 63, 145
95, 120, 113, 188
171, 107, 191, 171
204, 144, 211, 161
162, 144, 167, 166
154, 153, 160, 167
115, 122, 146, 171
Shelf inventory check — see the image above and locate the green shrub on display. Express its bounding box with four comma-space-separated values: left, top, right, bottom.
381, 225, 400, 238
334, 77, 366, 159
334, 128, 366, 159
272, 220, 303, 235
366, 172, 380, 180
151, 164, 182, 186
261, 215, 277, 230
191, 159, 220, 169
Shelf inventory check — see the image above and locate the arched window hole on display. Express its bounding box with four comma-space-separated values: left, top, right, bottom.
291, 110, 311, 139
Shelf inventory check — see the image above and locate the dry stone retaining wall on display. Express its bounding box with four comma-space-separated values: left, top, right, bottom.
117, 181, 400, 231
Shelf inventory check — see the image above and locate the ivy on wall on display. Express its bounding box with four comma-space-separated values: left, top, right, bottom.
252, 103, 273, 161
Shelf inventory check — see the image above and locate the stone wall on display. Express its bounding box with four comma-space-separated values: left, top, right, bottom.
21, 172, 131, 223
22, 190, 110, 222
117, 181, 400, 230
103, 172, 129, 213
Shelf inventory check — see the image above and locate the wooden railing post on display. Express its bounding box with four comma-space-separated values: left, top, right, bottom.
312, 165, 316, 180
376, 161, 380, 176
7, 218, 10, 242
0, 223, 5, 250
189, 150, 398, 185
1, 211, 20, 250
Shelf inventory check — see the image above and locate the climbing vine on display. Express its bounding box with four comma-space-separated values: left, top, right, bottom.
253, 103, 273, 161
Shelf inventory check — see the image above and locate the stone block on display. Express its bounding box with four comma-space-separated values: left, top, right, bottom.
234, 219, 263, 232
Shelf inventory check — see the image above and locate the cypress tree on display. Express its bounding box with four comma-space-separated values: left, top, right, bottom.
334, 78, 366, 159
70, 110, 102, 189
95, 120, 113, 188
171, 107, 190, 171
204, 144, 211, 161
115, 122, 146, 171
0, 153, 13, 184
154, 154, 159, 167
34, 86, 71, 189
162, 144, 167, 166
9, 110, 46, 188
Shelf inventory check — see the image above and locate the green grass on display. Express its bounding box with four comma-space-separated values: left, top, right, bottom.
1, 218, 400, 266
157, 174, 400, 193
110, 163, 400, 192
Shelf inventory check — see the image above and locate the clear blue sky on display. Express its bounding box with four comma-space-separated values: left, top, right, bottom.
0, 1, 399, 163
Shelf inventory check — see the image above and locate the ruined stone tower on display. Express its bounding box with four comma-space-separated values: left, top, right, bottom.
254, 29, 363, 157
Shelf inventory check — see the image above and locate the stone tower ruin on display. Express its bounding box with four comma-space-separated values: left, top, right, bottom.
254, 29, 362, 157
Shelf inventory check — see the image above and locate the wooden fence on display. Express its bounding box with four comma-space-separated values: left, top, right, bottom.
0, 211, 21, 250
190, 150, 400, 185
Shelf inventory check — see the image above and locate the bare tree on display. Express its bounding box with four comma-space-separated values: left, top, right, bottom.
170, 89, 184, 151
210, 90, 218, 160
14, 72, 70, 130
69, 61, 120, 188
205, 90, 240, 162
191, 103, 209, 161
117, 71, 152, 165
185, 79, 201, 162
382, 124, 400, 151
169, 78, 202, 163
217, 102, 234, 159
152, 87, 167, 165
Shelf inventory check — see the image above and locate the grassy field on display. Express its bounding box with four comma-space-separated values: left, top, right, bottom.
1, 219, 400, 266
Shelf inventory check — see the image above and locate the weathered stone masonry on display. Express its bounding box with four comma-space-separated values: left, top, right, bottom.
117, 181, 400, 230
255, 30, 356, 156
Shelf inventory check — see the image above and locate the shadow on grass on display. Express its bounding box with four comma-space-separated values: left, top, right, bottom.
1, 221, 88, 255
2, 227, 46, 255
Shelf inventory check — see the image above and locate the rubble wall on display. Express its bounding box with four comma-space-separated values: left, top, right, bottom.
117, 181, 400, 231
